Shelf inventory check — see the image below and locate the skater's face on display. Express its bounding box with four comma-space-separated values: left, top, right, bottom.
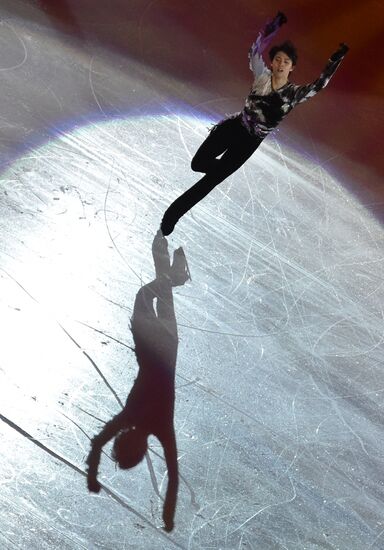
271, 51, 294, 81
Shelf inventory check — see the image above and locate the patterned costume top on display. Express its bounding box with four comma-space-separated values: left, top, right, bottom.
239, 20, 348, 138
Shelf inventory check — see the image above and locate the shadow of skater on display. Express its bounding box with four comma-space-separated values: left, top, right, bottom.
86, 230, 190, 531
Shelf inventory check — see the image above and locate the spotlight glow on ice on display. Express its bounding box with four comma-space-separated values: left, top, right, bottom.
1, 114, 384, 548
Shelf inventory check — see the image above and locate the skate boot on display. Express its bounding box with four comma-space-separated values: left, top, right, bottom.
160, 211, 179, 236
169, 247, 191, 286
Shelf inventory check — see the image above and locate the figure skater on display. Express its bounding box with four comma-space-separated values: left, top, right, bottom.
86, 230, 190, 531
160, 11, 349, 236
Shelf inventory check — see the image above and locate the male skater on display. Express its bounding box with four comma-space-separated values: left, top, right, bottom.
160, 12, 348, 235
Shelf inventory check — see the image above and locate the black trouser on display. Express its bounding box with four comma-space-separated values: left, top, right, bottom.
161, 116, 262, 233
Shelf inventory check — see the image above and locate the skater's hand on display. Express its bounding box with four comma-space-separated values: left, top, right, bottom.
265, 11, 287, 36
330, 43, 349, 62
275, 11, 288, 26
87, 474, 101, 493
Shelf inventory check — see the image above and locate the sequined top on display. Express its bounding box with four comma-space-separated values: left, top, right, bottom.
239, 22, 347, 138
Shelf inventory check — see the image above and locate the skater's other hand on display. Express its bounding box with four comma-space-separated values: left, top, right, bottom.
275, 11, 288, 26
265, 11, 287, 36
338, 43, 349, 55
330, 43, 349, 62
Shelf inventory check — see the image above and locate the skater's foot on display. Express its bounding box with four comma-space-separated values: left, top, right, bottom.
169, 247, 191, 286
160, 213, 178, 236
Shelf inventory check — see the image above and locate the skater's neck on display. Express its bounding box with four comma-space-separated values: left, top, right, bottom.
271, 74, 289, 90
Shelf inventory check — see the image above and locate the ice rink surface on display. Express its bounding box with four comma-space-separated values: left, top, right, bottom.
1, 1, 383, 548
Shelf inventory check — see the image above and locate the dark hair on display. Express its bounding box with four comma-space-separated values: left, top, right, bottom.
269, 41, 298, 66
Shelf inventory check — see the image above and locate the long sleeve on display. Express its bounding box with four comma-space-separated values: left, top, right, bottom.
86, 412, 125, 492
160, 429, 179, 531
291, 48, 347, 105
248, 15, 285, 78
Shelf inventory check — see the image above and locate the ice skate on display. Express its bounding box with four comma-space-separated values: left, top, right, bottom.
160, 213, 178, 237
169, 247, 191, 286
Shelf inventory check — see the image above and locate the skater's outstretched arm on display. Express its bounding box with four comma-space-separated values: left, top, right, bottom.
160, 429, 179, 532
86, 412, 125, 492
249, 12, 287, 78
291, 43, 349, 104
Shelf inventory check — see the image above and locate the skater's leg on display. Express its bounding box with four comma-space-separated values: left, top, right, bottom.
151, 231, 190, 287
131, 282, 158, 325
130, 278, 176, 354
161, 134, 261, 235
155, 277, 176, 330
131, 276, 178, 373
190, 118, 238, 174
131, 277, 176, 327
